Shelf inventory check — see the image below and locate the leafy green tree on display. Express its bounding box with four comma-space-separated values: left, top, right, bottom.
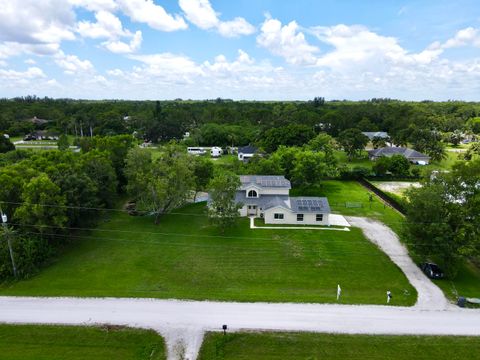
337, 128, 369, 160
78, 135, 134, 186
291, 150, 329, 185
447, 130, 463, 146
462, 142, 480, 160
371, 136, 387, 149
405, 159, 480, 276
57, 134, 70, 151
14, 174, 67, 235
208, 171, 241, 233
81, 150, 118, 207
125, 147, 152, 198
126, 144, 194, 224
192, 157, 215, 202
262, 124, 315, 153
49, 163, 100, 227
426, 141, 447, 162
372, 157, 391, 176
388, 155, 410, 177
0, 135, 15, 153
269, 146, 301, 180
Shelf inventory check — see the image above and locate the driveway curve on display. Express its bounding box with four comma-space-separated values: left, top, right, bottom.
347, 216, 452, 310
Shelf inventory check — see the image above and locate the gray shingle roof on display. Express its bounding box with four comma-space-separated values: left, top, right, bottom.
240, 175, 291, 189
235, 193, 290, 209
238, 145, 257, 154
368, 147, 430, 160
289, 197, 331, 213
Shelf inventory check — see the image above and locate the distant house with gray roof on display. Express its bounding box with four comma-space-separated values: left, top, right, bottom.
237, 145, 260, 162
368, 147, 430, 164
236, 175, 331, 225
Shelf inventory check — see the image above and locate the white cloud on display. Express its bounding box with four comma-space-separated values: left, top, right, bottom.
179, 0, 218, 29
77, 10, 129, 39
107, 68, 125, 76
54, 51, 94, 74
218, 18, 255, 38
103, 30, 142, 54
116, 0, 187, 32
257, 18, 319, 65
0, 42, 60, 59
443, 27, 480, 48
0, 66, 46, 81
25, 58, 36, 65
179, 0, 255, 37
76, 10, 142, 53
129, 53, 204, 80
69, 0, 117, 12
0, 0, 75, 45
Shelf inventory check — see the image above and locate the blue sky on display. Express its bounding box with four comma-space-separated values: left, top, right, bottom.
0, 0, 479, 100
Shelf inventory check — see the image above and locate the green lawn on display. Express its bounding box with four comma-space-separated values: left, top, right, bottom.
420, 151, 460, 172
198, 332, 480, 360
0, 202, 415, 305
0, 324, 165, 360
334, 150, 372, 169
434, 260, 480, 301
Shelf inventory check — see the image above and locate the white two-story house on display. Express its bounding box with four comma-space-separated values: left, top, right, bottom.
236, 175, 331, 225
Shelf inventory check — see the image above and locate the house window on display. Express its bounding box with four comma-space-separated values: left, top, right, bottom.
247, 189, 258, 198
297, 214, 304, 222
316, 214, 323, 222
274, 213, 284, 220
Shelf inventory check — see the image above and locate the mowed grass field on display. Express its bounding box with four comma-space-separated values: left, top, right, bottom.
0, 199, 415, 305
0, 324, 165, 360
198, 332, 480, 360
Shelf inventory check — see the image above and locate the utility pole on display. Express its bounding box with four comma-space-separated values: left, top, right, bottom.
1, 210, 17, 278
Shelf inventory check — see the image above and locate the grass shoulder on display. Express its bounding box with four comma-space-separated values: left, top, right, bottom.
0, 324, 166, 360
198, 331, 480, 360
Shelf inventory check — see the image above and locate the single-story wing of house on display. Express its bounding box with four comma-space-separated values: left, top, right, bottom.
237, 145, 259, 162
235, 175, 331, 225
368, 146, 430, 164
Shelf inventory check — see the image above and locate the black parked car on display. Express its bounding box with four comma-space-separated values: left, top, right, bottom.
420, 263, 444, 279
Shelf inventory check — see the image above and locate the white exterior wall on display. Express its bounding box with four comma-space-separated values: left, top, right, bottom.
238, 153, 255, 161
264, 207, 330, 225
239, 205, 247, 217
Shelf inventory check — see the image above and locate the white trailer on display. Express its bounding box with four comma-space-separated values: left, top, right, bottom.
210, 147, 222, 158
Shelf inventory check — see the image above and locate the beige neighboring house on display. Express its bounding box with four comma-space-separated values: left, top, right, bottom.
236, 175, 331, 225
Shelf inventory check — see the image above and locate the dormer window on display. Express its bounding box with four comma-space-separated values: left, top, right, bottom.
247, 189, 258, 198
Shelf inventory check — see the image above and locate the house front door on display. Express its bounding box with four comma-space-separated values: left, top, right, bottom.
247, 205, 257, 216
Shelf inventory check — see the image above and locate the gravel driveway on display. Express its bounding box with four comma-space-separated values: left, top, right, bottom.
347, 216, 452, 310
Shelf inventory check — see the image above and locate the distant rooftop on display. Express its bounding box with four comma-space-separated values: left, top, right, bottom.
238, 145, 257, 154
240, 175, 291, 189
369, 147, 430, 159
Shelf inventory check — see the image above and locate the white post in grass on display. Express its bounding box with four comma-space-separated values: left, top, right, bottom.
1, 210, 17, 278
337, 284, 341, 301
